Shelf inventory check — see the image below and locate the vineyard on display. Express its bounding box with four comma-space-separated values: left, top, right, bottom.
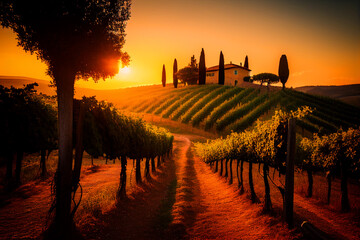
1, 83, 360, 239
122, 84, 360, 136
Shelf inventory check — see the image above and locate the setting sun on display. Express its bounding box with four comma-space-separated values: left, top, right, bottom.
119, 66, 131, 75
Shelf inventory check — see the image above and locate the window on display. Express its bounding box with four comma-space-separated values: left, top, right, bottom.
234, 70, 238, 75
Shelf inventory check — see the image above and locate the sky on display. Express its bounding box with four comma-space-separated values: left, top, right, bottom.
0, 0, 359, 89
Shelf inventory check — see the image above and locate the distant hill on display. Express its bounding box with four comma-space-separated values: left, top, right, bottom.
295, 84, 360, 108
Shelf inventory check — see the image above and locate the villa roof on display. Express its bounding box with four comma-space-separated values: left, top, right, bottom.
206, 63, 251, 72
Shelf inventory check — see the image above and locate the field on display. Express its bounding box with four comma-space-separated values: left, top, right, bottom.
1, 80, 360, 239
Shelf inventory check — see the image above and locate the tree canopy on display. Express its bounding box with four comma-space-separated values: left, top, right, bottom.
176, 55, 199, 85
252, 73, 279, 86
279, 55, 289, 90
199, 48, 206, 85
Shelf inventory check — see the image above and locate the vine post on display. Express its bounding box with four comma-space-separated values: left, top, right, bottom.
284, 118, 296, 228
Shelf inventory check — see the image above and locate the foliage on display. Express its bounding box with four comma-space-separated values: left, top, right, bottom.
191, 87, 243, 127
244, 55, 249, 69
79, 96, 173, 161
199, 48, 206, 85
218, 51, 225, 85
173, 59, 178, 88
252, 73, 279, 86
176, 55, 199, 85
162, 64, 166, 87
243, 76, 252, 82
0, 83, 58, 156
278, 55, 289, 90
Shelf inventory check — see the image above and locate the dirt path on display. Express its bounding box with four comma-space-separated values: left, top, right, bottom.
1, 133, 359, 239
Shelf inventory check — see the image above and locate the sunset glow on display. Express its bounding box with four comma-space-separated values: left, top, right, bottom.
0, 0, 359, 89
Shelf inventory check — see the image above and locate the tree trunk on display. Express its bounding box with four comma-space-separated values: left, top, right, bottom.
73, 101, 85, 193
91, 156, 94, 166
220, 159, 223, 176
236, 159, 240, 187
136, 158, 142, 184
15, 151, 23, 186
145, 158, 150, 178
229, 159, 233, 185
40, 150, 47, 178
6, 152, 14, 180
326, 171, 332, 204
263, 163, 272, 212
215, 160, 218, 173
341, 160, 350, 212
118, 155, 127, 199
157, 156, 161, 167
151, 157, 156, 172
249, 161, 258, 203
240, 160, 244, 194
53, 70, 75, 238
306, 169, 313, 198
224, 159, 229, 178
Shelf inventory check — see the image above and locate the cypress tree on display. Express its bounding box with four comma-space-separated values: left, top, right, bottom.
162, 64, 166, 87
199, 48, 206, 85
244, 55, 249, 69
173, 59, 178, 88
218, 51, 225, 85
278, 54, 289, 90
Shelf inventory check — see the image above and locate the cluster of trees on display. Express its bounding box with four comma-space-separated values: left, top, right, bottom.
164, 49, 249, 87
0, 84, 57, 188
244, 54, 289, 89
195, 107, 310, 213
196, 106, 359, 215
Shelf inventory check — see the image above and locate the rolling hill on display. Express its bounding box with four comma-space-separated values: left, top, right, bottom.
1, 76, 359, 136
295, 84, 360, 108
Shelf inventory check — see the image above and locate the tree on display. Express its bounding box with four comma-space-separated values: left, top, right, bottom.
252, 73, 279, 87
0, 1, 131, 238
176, 55, 199, 85
162, 64, 166, 87
173, 59, 178, 88
279, 55, 289, 90
199, 48, 206, 85
244, 55, 249, 69
218, 51, 225, 85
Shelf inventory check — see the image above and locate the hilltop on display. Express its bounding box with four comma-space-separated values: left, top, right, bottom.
295, 84, 360, 108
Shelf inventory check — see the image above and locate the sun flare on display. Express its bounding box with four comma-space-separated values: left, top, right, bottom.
119, 66, 131, 75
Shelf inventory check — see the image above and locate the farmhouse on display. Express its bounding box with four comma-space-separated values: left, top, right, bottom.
206, 62, 251, 86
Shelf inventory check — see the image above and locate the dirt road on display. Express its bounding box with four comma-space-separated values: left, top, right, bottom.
1, 134, 359, 239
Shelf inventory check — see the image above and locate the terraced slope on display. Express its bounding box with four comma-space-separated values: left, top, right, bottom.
121, 84, 360, 135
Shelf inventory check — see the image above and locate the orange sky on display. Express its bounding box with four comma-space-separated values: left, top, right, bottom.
0, 0, 359, 89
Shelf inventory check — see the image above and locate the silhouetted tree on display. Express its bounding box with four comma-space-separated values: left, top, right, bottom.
162, 64, 166, 87
218, 51, 225, 85
173, 59, 178, 88
0, 1, 131, 238
252, 73, 279, 87
279, 55, 289, 90
199, 48, 206, 85
244, 55, 249, 69
176, 55, 199, 85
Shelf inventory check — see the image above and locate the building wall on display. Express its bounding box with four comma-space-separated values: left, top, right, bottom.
206, 67, 250, 86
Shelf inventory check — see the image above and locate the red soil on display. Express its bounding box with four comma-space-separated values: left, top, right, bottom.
1, 134, 359, 239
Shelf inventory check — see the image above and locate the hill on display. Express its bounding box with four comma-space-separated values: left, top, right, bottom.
295, 84, 360, 108
119, 84, 360, 136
